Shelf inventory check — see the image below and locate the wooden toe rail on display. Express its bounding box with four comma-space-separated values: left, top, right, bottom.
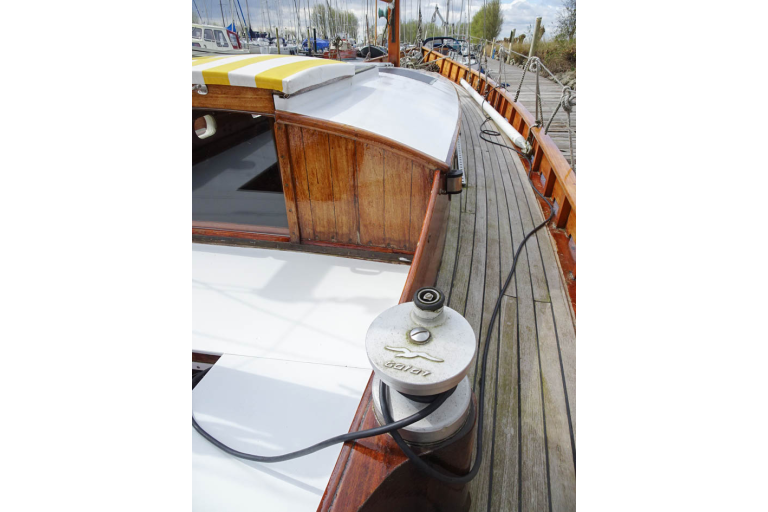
421, 48, 576, 245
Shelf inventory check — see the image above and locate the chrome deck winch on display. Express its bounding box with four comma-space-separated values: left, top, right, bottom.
366, 287, 477, 444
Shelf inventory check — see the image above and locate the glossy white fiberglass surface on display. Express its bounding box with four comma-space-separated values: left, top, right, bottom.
273, 67, 460, 165
193, 354, 371, 512
192, 243, 409, 368
192, 243, 409, 510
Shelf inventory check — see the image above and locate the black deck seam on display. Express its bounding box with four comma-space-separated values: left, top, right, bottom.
534, 301, 553, 512
517, 298, 522, 512
501, 139, 577, 469
485, 125, 504, 512
460, 100, 484, 388
496, 135, 554, 510
484, 109, 524, 512
486, 111, 540, 512
460, 102, 478, 319
445, 119, 468, 305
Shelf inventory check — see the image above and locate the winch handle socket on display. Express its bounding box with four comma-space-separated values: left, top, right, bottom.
413, 287, 445, 312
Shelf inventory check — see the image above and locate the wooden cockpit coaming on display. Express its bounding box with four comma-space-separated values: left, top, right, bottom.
193, 61, 467, 512
192, 84, 276, 115
192, 82, 460, 258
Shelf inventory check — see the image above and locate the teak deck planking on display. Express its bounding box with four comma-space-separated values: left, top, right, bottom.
423, 48, 576, 314
422, 48, 575, 251
432, 86, 576, 511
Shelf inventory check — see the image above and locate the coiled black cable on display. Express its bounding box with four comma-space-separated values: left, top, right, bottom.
192, 369, 455, 463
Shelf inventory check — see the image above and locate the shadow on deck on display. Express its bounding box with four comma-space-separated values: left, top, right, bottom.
436, 85, 576, 511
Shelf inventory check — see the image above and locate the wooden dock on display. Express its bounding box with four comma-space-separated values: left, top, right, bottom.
435, 85, 576, 511
484, 55, 577, 165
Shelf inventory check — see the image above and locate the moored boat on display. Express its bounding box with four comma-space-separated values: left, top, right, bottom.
192, 23, 248, 55
322, 39, 358, 60
192, 53, 469, 511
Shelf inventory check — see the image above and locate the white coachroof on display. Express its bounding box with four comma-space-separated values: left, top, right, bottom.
192, 54, 355, 95
275, 66, 461, 165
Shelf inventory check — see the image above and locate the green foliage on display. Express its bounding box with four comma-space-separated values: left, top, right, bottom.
504, 38, 576, 74
555, 0, 576, 41
470, 0, 503, 41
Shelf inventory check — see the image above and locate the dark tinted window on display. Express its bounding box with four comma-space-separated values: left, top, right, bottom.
204, 29, 214, 41
192, 27, 202, 39
192, 111, 288, 232
215, 30, 229, 47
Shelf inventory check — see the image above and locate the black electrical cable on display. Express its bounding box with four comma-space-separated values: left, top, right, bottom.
192, 84, 555, 481
192, 369, 455, 463
378, 88, 556, 483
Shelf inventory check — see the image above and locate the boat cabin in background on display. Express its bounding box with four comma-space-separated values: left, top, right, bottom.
192, 24, 246, 54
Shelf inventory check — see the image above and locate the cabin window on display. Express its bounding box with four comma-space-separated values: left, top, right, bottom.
192, 27, 202, 40
214, 30, 229, 48
192, 110, 288, 234
228, 33, 238, 47
204, 29, 214, 42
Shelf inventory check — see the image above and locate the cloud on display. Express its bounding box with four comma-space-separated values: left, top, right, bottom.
194, 0, 567, 41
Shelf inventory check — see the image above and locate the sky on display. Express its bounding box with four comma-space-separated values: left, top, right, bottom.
193, 0, 568, 41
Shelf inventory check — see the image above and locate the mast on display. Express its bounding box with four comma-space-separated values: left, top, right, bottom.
219, 0, 226, 27
245, 0, 252, 37
387, 0, 399, 66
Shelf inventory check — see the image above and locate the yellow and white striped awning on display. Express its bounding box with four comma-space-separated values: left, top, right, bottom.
192, 54, 355, 95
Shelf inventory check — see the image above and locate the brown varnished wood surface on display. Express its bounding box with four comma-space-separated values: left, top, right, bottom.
383, 152, 412, 250
330, 136, 360, 244
192, 234, 411, 263
302, 128, 337, 240
400, 170, 450, 303
192, 84, 275, 114
279, 124, 437, 253
318, 385, 477, 512
356, 142, 386, 247
276, 111, 452, 173
192, 221, 289, 236
408, 163, 433, 249
286, 124, 316, 241
192, 227, 290, 243
192, 352, 221, 365
273, 122, 302, 243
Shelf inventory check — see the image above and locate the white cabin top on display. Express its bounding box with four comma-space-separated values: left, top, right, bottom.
275, 65, 460, 165
192, 55, 460, 165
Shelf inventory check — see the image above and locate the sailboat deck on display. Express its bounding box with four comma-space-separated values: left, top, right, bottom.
436, 85, 576, 511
